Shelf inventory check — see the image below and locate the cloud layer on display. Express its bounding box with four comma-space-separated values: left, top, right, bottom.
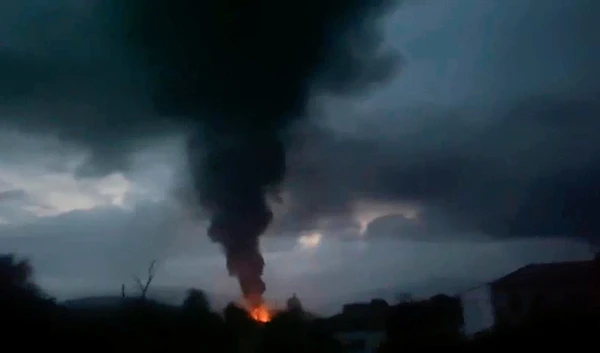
0, 0, 599, 243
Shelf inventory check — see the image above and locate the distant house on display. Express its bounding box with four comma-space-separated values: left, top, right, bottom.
461, 256, 600, 335
323, 299, 389, 353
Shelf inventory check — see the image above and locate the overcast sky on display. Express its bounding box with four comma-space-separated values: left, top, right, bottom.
0, 0, 598, 313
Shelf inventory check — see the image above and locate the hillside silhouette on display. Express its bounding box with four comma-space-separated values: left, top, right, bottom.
1, 252, 598, 352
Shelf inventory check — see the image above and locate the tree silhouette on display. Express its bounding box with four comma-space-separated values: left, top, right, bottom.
0, 253, 58, 345
182, 288, 210, 312
0, 254, 31, 286
286, 293, 303, 312
224, 302, 254, 328
133, 260, 156, 300
0, 254, 43, 298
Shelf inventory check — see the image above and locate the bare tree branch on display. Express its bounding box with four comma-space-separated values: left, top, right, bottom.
133, 260, 156, 300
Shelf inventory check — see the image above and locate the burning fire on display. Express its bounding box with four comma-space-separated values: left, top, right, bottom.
249, 304, 272, 323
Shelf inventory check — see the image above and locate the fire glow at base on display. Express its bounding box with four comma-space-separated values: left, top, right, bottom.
249, 304, 272, 323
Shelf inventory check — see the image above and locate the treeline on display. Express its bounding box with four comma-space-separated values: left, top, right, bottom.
1, 254, 599, 352
0, 254, 341, 352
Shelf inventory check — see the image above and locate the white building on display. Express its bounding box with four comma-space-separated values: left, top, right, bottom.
459, 285, 495, 335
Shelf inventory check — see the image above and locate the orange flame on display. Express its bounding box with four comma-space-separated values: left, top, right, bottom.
249, 303, 272, 323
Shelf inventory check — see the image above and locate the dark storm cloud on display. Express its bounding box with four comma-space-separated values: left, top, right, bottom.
0, 0, 400, 305
97, 0, 402, 304
274, 0, 600, 241
1, 0, 599, 245
285, 96, 600, 240
0, 0, 177, 177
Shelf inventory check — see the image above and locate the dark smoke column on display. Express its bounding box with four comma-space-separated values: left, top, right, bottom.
191, 133, 286, 307
114, 0, 400, 307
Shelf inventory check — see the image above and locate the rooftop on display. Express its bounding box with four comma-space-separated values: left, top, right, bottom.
491, 260, 597, 290
319, 300, 389, 333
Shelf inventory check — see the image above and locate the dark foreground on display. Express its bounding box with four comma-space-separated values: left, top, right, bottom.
3, 286, 600, 352
2, 254, 599, 352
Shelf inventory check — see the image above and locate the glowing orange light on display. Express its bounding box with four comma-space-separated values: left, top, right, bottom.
249, 304, 272, 323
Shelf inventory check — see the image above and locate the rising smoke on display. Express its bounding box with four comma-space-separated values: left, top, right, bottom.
108, 0, 401, 306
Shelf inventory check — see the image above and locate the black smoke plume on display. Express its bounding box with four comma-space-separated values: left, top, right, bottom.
111, 0, 400, 306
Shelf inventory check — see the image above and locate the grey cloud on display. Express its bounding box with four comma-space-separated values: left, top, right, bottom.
0, 200, 300, 282
379, 0, 600, 106
269, 237, 592, 313
1, 0, 599, 244
269, 0, 600, 241
0, 202, 592, 305
0, 202, 186, 285
282, 95, 600, 240
0, 1, 178, 177
0, 189, 28, 202
0, 187, 40, 223
364, 213, 472, 242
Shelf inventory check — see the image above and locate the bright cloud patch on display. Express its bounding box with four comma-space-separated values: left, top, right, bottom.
0, 167, 133, 218
0, 129, 182, 223
297, 232, 322, 249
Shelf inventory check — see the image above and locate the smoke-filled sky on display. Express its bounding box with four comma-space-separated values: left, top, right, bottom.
0, 0, 598, 312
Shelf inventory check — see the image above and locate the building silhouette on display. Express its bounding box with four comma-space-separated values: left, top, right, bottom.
461, 255, 600, 335
324, 299, 389, 353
